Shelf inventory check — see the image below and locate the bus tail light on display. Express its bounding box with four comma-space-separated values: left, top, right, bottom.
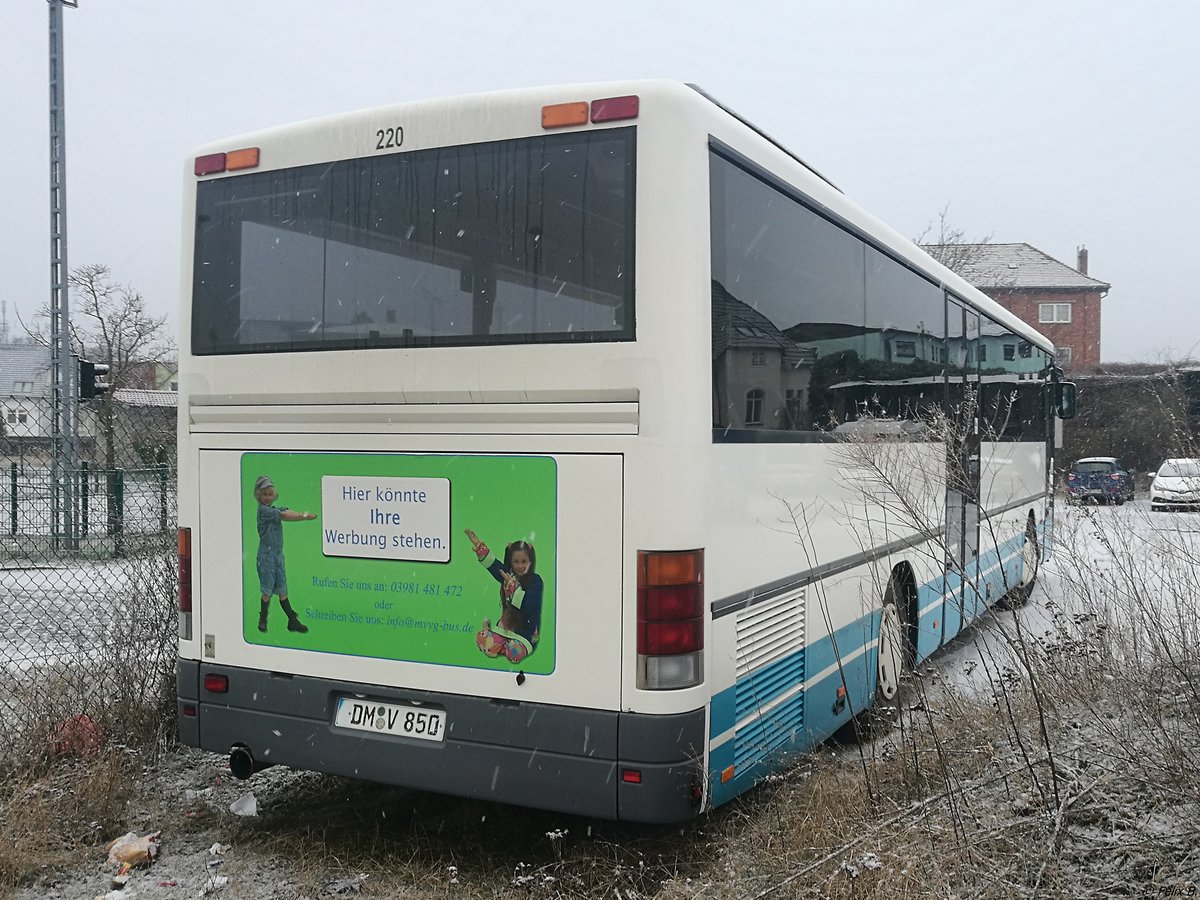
637, 549, 703, 690
178, 527, 193, 640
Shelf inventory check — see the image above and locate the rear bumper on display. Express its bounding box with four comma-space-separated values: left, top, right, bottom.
1067, 487, 1122, 501
177, 659, 704, 823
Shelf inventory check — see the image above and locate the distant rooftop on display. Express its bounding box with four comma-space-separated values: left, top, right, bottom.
111, 388, 177, 408
0, 344, 51, 396
922, 242, 1111, 292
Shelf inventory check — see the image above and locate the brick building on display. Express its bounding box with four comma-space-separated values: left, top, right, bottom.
924, 242, 1110, 370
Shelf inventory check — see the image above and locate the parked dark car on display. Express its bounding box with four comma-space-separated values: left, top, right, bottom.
1065, 457, 1135, 505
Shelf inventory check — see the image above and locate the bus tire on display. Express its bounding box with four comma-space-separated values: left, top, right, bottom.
1001, 517, 1040, 609
843, 571, 914, 740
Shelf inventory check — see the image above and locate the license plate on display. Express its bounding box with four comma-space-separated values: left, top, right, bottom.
334, 697, 446, 742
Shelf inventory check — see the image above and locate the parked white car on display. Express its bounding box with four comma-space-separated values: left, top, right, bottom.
1149, 458, 1200, 512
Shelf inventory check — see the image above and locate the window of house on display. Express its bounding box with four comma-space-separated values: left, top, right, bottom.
750, 350, 766, 367
1018, 341, 1032, 358
978, 343, 987, 363
1056, 346, 1072, 366
894, 340, 916, 359
745, 389, 765, 426
785, 389, 804, 428
1038, 302, 1072, 324
13, 381, 34, 393
1003, 344, 1016, 361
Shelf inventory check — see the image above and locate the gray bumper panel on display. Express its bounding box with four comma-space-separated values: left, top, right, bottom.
176, 660, 705, 823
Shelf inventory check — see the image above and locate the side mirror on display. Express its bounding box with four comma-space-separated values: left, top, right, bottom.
1055, 381, 1076, 419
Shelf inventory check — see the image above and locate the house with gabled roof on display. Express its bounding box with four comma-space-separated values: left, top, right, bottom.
0, 343, 53, 440
923, 242, 1110, 370
1, 345, 178, 465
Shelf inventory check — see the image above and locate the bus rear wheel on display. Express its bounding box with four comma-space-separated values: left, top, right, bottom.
843, 573, 914, 740
876, 601, 905, 704
1000, 518, 1040, 609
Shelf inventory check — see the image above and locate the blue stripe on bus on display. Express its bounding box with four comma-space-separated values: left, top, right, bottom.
709, 659, 872, 807
707, 518, 1041, 808
709, 612, 881, 740
733, 652, 805, 722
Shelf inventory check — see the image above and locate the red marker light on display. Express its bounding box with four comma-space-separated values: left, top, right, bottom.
194, 153, 226, 176
203, 674, 229, 693
591, 95, 639, 123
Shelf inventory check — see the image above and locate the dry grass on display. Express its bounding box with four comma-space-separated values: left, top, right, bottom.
4, 572, 1199, 898
0, 749, 141, 890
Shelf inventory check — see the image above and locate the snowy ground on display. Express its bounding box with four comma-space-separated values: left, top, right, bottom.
9, 497, 1200, 899
936, 495, 1200, 692
0, 562, 141, 672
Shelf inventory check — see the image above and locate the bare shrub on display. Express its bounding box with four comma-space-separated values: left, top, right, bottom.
0, 553, 177, 772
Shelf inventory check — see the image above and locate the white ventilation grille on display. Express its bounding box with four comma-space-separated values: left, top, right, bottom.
735, 587, 805, 678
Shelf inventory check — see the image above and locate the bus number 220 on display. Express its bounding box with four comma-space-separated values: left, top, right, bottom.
375, 126, 404, 150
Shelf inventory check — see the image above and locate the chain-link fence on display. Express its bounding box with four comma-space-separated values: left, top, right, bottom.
0, 392, 177, 762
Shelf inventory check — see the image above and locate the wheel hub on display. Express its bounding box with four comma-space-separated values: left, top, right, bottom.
877, 604, 903, 700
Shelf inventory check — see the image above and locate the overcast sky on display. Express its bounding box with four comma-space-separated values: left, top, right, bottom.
2, 1, 1196, 362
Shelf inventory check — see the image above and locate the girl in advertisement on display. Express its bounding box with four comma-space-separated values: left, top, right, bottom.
464, 529, 543, 663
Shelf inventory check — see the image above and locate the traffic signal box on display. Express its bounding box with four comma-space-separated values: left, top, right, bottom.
78, 359, 111, 400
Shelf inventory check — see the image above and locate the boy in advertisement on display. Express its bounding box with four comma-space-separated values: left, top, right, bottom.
254, 475, 317, 634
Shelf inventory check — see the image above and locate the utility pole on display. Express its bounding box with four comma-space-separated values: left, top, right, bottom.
49, 0, 79, 550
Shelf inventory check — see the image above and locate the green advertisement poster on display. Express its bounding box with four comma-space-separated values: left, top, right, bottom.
241, 452, 556, 674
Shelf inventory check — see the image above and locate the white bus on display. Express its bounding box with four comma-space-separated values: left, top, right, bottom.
175, 80, 1069, 823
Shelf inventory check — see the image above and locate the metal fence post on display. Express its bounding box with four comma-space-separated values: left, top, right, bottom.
80, 460, 89, 537
158, 448, 169, 535
108, 467, 125, 557
8, 462, 16, 536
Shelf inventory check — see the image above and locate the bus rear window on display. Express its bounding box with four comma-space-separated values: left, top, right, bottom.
192, 129, 635, 355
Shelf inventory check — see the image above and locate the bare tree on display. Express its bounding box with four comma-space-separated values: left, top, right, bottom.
21, 264, 175, 387
67, 264, 175, 391
21, 264, 175, 468
915, 205, 1015, 291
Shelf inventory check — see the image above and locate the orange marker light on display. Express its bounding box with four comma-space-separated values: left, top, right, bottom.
225, 147, 260, 171
541, 101, 588, 129
720, 765, 735, 784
